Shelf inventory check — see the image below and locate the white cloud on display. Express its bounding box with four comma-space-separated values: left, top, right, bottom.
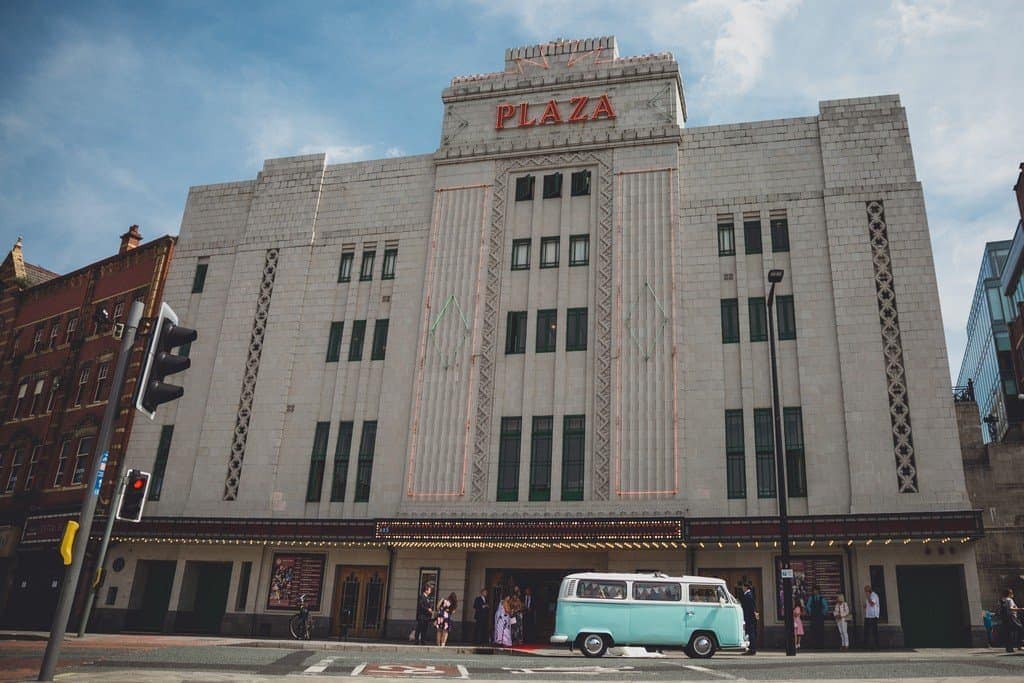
702, 0, 802, 94
894, 0, 984, 43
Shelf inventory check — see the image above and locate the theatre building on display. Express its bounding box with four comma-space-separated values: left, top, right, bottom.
96, 37, 983, 647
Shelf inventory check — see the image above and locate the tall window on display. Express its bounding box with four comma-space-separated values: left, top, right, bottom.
569, 235, 589, 266
743, 217, 763, 255
326, 321, 344, 362
53, 439, 71, 487
566, 308, 588, 351
338, 252, 354, 282
71, 436, 95, 485
543, 172, 563, 199
359, 251, 376, 281
505, 311, 527, 354
497, 417, 522, 502
721, 299, 739, 344
49, 320, 61, 348
348, 320, 366, 361
562, 415, 585, 501
725, 410, 746, 499
381, 248, 398, 280
718, 216, 735, 256
371, 319, 389, 360
511, 239, 531, 270
32, 329, 43, 353
45, 382, 58, 413
65, 317, 78, 344
529, 416, 553, 501
515, 175, 534, 201
536, 309, 557, 353
92, 362, 110, 403
306, 422, 330, 502
112, 301, 125, 322
777, 295, 797, 340
354, 421, 377, 502
570, 170, 591, 197
5, 448, 24, 493
748, 297, 768, 342
12, 382, 26, 418
192, 263, 209, 293
784, 407, 807, 497
24, 445, 40, 491
330, 421, 354, 502
73, 367, 90, 407
29, 379, 44, 415
540, 237, 559, 268
770, 212, 790, 252
149, 425, 174, 501
753, 409, 776, 498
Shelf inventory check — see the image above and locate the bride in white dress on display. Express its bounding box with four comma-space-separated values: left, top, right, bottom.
493, 596, 513, 646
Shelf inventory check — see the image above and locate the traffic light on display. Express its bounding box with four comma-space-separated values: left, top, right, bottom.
136, 302, 196, 419
115, 470, 151, 522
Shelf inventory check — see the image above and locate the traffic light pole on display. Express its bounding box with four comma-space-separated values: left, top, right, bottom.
38, 301, 144, 681
77, 474, 127, 637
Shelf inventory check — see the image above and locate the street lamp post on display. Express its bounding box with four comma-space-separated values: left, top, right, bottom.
766, 268, 796, 657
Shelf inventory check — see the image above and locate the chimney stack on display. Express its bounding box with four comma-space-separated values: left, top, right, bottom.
119, 225, 142, 254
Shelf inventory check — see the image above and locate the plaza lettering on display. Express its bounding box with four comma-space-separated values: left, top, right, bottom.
495, 94, 616, 130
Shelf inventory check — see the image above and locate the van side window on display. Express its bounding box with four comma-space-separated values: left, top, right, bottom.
633, 582, 682, 602
577, 580, 627, 600
689, 585, 721, 603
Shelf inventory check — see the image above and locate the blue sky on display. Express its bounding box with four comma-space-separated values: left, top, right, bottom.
1, 0, 1021, 380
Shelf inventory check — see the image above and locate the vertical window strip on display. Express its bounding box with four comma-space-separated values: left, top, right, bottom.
326, 321, 344, 362
721, 299, 740, 344
777, 295, 797, 340
543, 172, 563, 199
71, 436, 94, 485
770, 210, 790, 253
497, 417, 522, 502
536, 309, 557, 353
717, 215, 735, 256
338, 252, 354, 282
748, 297, 768, 342
540, 237, 559, 268
24, 445, 40, 491
349, 320, 366, 361
569, 235, 589, 266
360, 251, 376, 281
529, 416, 553, 501
511, 239, 531, 270
753, 408, 776, 498
515, 175, 535, 201
149, 425, 174, 501
371, 319, 389, 361
784, 407, 807, 497
725, 410, 746, 499
566, 308, 588, 351
381, 248, 398, 280
53, 440, 71, 487
5, 448, 25, 493
506, 311, 527, 354
743, 217, 763, 255
354, 421, 377, 502
330, 421, 354, 502
306, 422, 330, 502
570, 170, 591, 197
192, 263, 209, 293
561, 415, 585, 501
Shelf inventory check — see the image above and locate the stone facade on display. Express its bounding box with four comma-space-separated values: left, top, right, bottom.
94, 37, 981, 648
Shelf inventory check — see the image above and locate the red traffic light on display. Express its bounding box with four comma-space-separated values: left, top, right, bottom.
132, 478, 145, 490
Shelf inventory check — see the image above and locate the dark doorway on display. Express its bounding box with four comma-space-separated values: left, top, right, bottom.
485, 568, 585, 644
3, 550, 63, 629
174, 561, 232, 633
127, 560, 176, 631
896, 565, 969, 647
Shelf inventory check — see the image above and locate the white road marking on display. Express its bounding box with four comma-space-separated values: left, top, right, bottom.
683, 663, 740, 679
456, 664, 469, 679
350, 663, 367, 677
501, 665, 636, 675
304, 657, 336, 674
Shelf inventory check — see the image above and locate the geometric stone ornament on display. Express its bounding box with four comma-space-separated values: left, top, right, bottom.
429, 294, 471, 369
623, 281, 669, 361
866, 200, 918, 493
223, 248, 280, 501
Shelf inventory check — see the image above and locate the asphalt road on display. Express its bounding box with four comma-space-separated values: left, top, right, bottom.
2, 634, 1023, 682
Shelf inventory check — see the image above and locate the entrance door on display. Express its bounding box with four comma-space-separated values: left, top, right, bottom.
485, 568, 583, 644
699, 567, 764, 646
896, 565, 969, 647
193, 562, 232, 633
330, 566, 387, 638
128, 560, 176, 631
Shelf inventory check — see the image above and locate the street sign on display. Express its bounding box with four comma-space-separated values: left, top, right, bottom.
781, 568, 794, 579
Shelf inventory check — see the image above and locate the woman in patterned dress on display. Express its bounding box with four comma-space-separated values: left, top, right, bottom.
793, 598, 805, 649
434, 592, 458, 646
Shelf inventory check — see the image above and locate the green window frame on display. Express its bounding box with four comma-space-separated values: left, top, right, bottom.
566, 308, 587, 351
784, 407, 807, 497
338, 252, 354, 283
191, 263, 208, 293
529, 416, 553, 501
371, 319, 389, 361
777, 295, 797, 340
348, 320, 366, 361
543, 172, 563, 199
721, 299, 740, 344
744, 219, 763, 255
725, 410, 745, 499
354, 421, 377, 503
718, 218, 735, 256
497, 417, 522, 502
381, 248, 398, 280
359, 251, 375, 282
771, 216, 790, 252
569, 234, 589, 266
505, 311, 527, 354
536, 309, 557, 353
561, 415, 585, 501
570, 170, 591, 197
330, 421, 353, 502
306, 422, 330, 502
753, 408, 776, 498
515, 175, 535, 201
326, 321, 344, 362
749, 297, 768, 342
148, 425, 174, 501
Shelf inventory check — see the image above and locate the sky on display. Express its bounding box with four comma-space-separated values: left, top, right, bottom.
1, 0, 1021, 381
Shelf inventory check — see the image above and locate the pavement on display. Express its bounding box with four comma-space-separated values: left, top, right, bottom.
1, 632, 1022, 682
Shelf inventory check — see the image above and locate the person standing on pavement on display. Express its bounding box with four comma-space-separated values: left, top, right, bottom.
1000, 588, 1023, 652
793, 598, 805, 649
522, 587, 535, 643
863, 584, 881, 649
434, 592, 458, 647
833, 594, 851, 651
473, 588, 490, 645
806, 586, 829, 649
415, 583, 434, 645
740, 583, 758, 655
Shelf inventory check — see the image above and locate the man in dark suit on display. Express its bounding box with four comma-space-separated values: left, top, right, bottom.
740, 583, 758, 655
473, 588, 490, 644
415, 584, 434, 645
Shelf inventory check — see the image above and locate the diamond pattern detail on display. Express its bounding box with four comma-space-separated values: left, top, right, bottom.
624, 282, 669, 361
429, 294, 471, 369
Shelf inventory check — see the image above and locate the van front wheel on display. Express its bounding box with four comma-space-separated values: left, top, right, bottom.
578, 633, 609, 658
686, 632, 717, 659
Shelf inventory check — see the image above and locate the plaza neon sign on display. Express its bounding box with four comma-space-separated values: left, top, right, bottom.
495, 94, 616, 130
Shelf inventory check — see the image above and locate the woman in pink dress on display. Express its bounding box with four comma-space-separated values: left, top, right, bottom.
793, 598, 805, 649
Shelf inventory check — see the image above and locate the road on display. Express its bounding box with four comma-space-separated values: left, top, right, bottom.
1, 634, 1022, 682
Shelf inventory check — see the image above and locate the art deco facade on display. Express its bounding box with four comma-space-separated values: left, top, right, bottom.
96, 38, 982, 647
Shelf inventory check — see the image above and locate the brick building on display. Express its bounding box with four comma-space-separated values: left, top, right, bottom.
0, 227, 175, 628
100, 37, 982, 648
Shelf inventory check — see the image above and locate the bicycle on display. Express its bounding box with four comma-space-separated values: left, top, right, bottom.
289, 593, 313, 640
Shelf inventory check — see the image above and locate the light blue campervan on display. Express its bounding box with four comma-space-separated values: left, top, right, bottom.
550, 572, 748, 658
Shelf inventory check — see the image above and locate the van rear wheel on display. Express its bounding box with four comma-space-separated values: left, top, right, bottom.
578, 633, 609, 658
686, 632, 717, 659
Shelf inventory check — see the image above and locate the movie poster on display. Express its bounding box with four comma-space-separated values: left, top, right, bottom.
774, 555, 845, 620
267, 553, 325, 610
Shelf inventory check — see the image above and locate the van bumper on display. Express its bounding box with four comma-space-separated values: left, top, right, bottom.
550, 635, 570, 644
